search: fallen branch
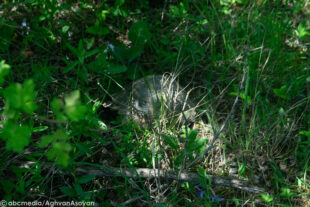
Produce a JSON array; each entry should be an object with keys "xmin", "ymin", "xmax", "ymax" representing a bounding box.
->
[{"xmin": 76, "ymin": 165, "xmax": 267, "ymax": 194}]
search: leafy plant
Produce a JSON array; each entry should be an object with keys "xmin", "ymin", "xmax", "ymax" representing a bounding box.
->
[
  {"xmin": 0, "ymin": 60, "xmax": 10, "ymax": 85},
  {"xmin": 0, "ymin": 0, "xmax": 309, "ymax": 205},
  {"xmin": 63, "ymin": 40, "xmax": 101, "ymax": 83},
  {"xmin": 38, "ymin": 129, "xmax": 72, "ymax": 167}
]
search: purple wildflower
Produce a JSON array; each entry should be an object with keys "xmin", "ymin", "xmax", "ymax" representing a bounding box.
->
[
  {"xmin": 195, "ymin": 184, "xmax": 206, "ymax": 198},
  {"xmin": 210, "ymin": 195, "xmax": 224, "ymax": 201}
]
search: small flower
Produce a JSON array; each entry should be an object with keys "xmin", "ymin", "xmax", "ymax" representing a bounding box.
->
[
  {"xmin": 210, "ymin": 195, "xmax": 224, "ymax": 201},
  {"xmin": 196, "ymin": 190, "xmax": 206, "ymax": 199},
  {"xmin": 107, "ymin": 43, "xmax": 114, "ymax": 51},
  {"xmin": 104, "ymin": 43, "xmax": 115, "ymax": 53},
  {"xmin": 194, "ymin": 184, "xmax": 202, "ymax": 191},
  {"xmin": 21, "ymin": 18, "xmax": 30, "ymax": 35},
  {"xmin": 21, "ymin": 18, "xmax": 27, "ymax": 27},
  {"xmin": 195, "ymin": 184, "xmax": 206, "ymax": 199}
]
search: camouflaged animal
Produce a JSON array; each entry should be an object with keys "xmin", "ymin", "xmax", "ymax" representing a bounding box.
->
[{"xmin": 113, "ymin": 74, "xmax": 196, "ymax": 128}]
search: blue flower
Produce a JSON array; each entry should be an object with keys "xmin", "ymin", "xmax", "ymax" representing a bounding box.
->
[
  {"xmin": 195, "ymin": 184, "xmax": 224, "ymax": 201},
  {"xmin": 210, "ymin": 195, "xmax": 224, "ymax": 201},
  {"xmin": 104, "ymin": 43, "xmax": 115, "ymax": 53},
  {"xmin": 21, "ymin": 18, "xmax": 27, "ymax": 27},
  {"xmin": 196, "ymin": 190, "xmax": 206, "ymax": 198},
  {"xmin": 195, "ymin": 184, "xmax": 206, "ymax": 198}
]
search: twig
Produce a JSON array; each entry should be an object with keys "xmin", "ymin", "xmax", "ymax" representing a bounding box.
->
[{"xmin": 75, "ymin": 165, "xmax": 266, "ymax": 194}]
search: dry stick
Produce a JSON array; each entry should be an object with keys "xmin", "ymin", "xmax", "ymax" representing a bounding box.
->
[
  {"xmin": 76, "ymin": 166, "xmax": 266, "ymax": 194},
  {"xmin": 186, "ymin": 52, "xmax": 248, "ymax": 170}
]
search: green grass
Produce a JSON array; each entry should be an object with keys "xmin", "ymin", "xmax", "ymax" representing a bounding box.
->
[{"xmin": 0, "ymin": 0, "xmax": 309, "ymax": 206}]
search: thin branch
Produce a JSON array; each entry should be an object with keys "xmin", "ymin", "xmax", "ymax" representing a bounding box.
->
[{"xmin": 76, "ymin": 165, "xmax": 266, "ymax": 194}]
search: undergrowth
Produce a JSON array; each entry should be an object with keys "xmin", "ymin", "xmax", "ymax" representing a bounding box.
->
[{"xmin": 0, "ymin": 0, "xmax": 309, "ymax": 206}]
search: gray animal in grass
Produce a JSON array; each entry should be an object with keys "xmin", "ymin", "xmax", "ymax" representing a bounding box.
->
[{"xmin": 113, "ymin": 75, "xmax": 196, "ymax": 127}]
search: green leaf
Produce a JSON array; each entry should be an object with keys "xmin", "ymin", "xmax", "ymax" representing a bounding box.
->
[
  {"xmin": 88, "ymin": 53, "xmax": 108, "ymax": 73},
  {"xmin": 16, "ymin": 179, "xmax": 25, "ymax": 194},
  {"xmin": 66, "ymin": 42, "xmax": 78, "ymax": 57},
  {"xmin": 38, "ymin": 134, "xmax": 54, "ymax": 148},
  {"xmin": 260, "ymin": 194, "xmax": 273, "ymax": 203},
  {"xmin": 107, "ymin": 63, "xmax": 127, "ymax": 74},
  {"xmin": 74, "ymin": 184, "xmax": 84, "ymax": 196},
  {"xmin": 77, "ymin": 175, "xmax": 96, "ymax": 184},
  {"xmin": 78, "ymin": 40, "xmax": 83, "ymax": 53},
  {"xmin": 230, "ymin": 91, "xmax": 251, "ymax": 104},
  {"xmin": 53, "ymin": 91, "xmax": 88, "ymax": 122},
  {"xmin": 280, "ymin": 188, "xmax": 296, "ymax": 198},
  {"xmin": 195, "ymin": 138, "xmax": 208, "ymax": 153},
  {"xmin": 63, "ymin": 61, "xmax": 78, "ymax": 73},
  {"xmin": 188, "ymin": 129, "xmax": 198, "ymax": 141},
  {"xmin": 85, "ymin": 48, "xmax": 100, "ymax": 59},
  {"xmin": 33, "ymin": 126, "xmax": 49, "ymax": 133},
  {"xmin": 77, "ymin": 66, "xmax": 89, "ymax": 83},
  {"xmin": 162, "ymin": 134, "xmax": 179, "ymax": 149},
  {"xmin": 87, "ymin": 21, "xmax": 110, "ymax": 36},
  {"xmin": 65, "ymin": 90, "xmax": 80, "ymax": 107},
  {"xmin": 128, "ymin": 21, "xmax": 151, "ymax": 46},
  {"xmin": 38, "ymin": 129, "xmax": 69, "ymax": 148},
  {"xmin": 197, "ymin": 167, "xmax": 207, "ymax": 177},
  {"xmin": 0, "ymin": 24, "xmax": 14, "ymax": 52},
  {"xmin": 127, "ymin": 45, "xmax": 143, "ymax": 63},
  {"xmin": 3, "ymin": 79, "xmax": 37, "ymax": 114},
  {"xmin": 92, "ymin": 101, "xmax": 101, "ymax": 112},
  {"xmin": 62, "ymin": 25, "xmax": 70, "ymax": 33},
  {"xmin": 0, "ymin": 180, "xmax": 15, "ymax": 195},
  {"xmin": 51, "ymin": 143, "xmax": 71, "ymax": 166},
  {"xmin": 76, "ymin": 143, "xmax": 93, "ymax": 158},
  {"xmin": 0, "ymin": 60, "xmax": 10, "ymax": 85},
  {"xmin": 1, "ymin": 121, "xmax": 31, "ymax": 152},
  {"xmin": 3, "ymin": 83, "xmax": 23, "ymax": 109},
  {"xmin": 238, "ymin": 163, "xmax": 246, "ymax": 175},
  {"xmin": 126, "ymin": 64, "xmax": 141, "ymax": 80},
  {"xmin": 297, "ymin": 21, "xmax": 310, "ymax": 38},
  {"xmin": 54, "ymin": 129, "xmax": 70, "ymax": 141},
  {"xmin": 113, "ymin": 45, "xmax": 127, "ymax": 63},
  {"xmin": 232, "ymin": 198, "xmax": 240, "ymax": 206},
  {"xmin": 99, "ymin": 10, "xmax": 109, "ymax": 21},
  {"xmin": 299, "ymin": 130, "xmax": 310, "ymax": 138},
  {"xmin": 174, "ymin": 151, "xmax": 184, "ymax": 167},
  {"xmin": 114, "ymin": 0, "xmax": 125, "ymax": 7},
  {"xmin": 39, "ymin": 130, "xmax": 72, "ymax": 167},
  {"xmin": 51, "ymin": 98, "xmax": 67, "ymax": 121},
  {"xmin": 273, "ymin": 85, "xmax": 290, "ymax": 99},
  {"xmin": 23, "ymin": 80, "xmax": 38, "ymax": 113},
  {"xmin": 186, "ymin": 129, "xmax": 199, "ymax": 151},
  {"xmin": 97, "ymin": 120, "xmax": 108, "ymax": 131},
  {"xmin": 170, "ymin": 3, "xmax": 188, "ymax": 18},
  {"xmin": 240, "ymin": 92, "xmax": 252, "ymax": 104},
  {"xmin": 85, "ymin": 37, "xmax": 95, "ymax": 50},
  {"xmin": 60, "ymin": 186, "xmax": 75, "ymax": 197},
  {"xmin": 64, "ymin": 90, "xmax": 87, "ymax": 122}
]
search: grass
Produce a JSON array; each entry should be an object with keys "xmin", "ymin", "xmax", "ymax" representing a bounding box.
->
[{"xmin": 0, "ymin": 0, "xmax": 309, "ymax": 206}]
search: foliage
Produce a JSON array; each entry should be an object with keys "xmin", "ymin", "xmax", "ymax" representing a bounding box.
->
[{"xmin": 0, "ymin": 0, "xmax": 309, "ymax": 205}]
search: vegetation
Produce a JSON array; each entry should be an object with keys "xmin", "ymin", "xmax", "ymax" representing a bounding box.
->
[{"xmin": 0, "ymin": 0, "xmax": 309, "ymax": 206}]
